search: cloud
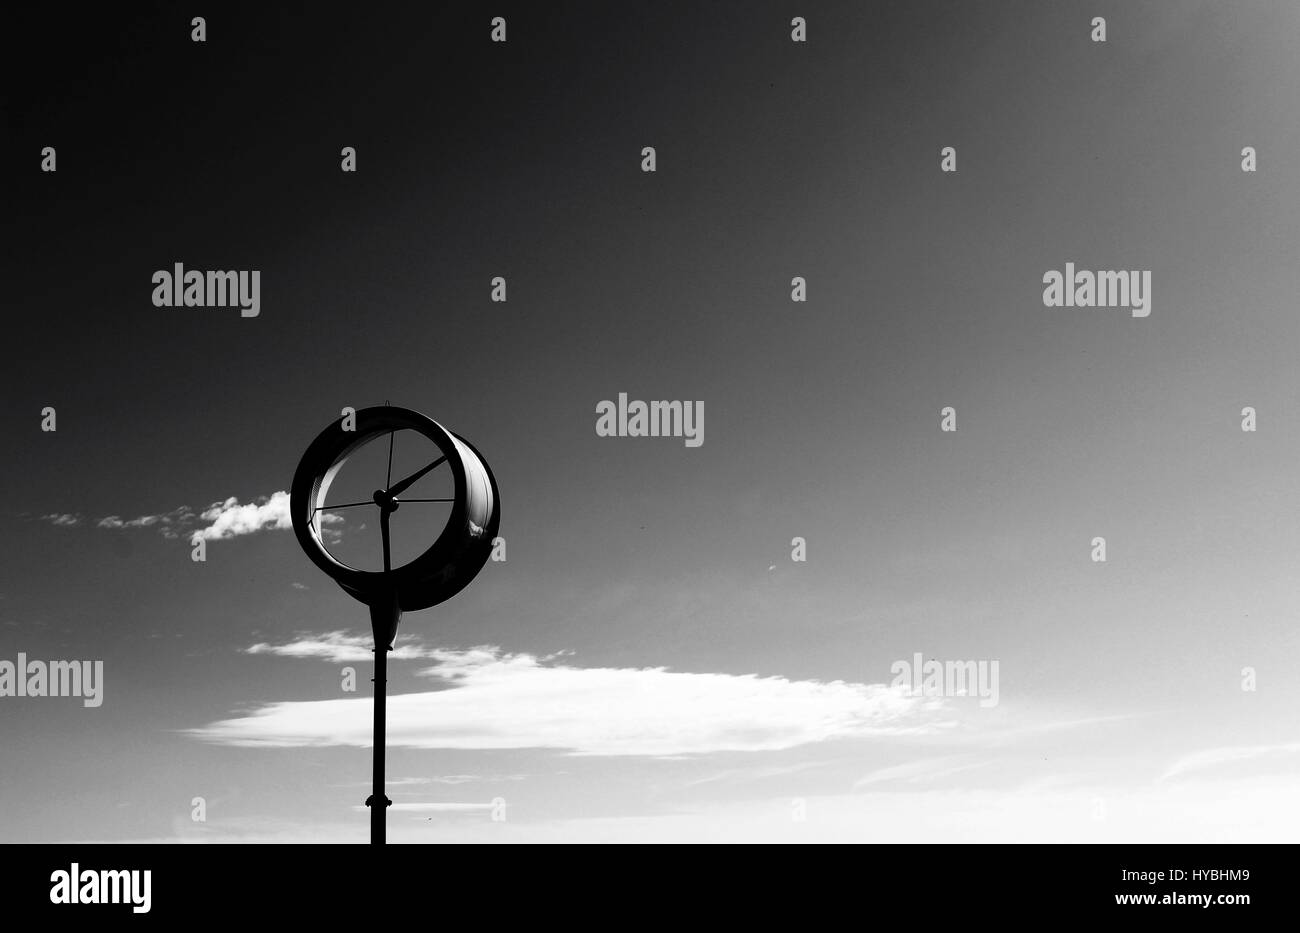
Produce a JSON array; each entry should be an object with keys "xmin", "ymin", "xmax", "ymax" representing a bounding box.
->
[
  {"xmin": 99, "ymin": 513, "xmax": 170, "ymax": 530},
  {"xmin": 191, "ymin": 491, "xmax": 293, "ymax": 542},
  {"xmin": 329, "ymin": 775, "xmax": 526, "ymax": 789},
  {"xmin": 682, "ymin": 760, "xmax": 828, "ymax": 787},
  {"xmin": 349, "ymin": 802, "xmax": 495, "ymax": 813},
  {"xmin": 40, "ymin": 513, "xmax": 81, "ymax": 527},
  {"xmin": 89, "ymin": 505, "xmax": 197, "ymax": 538},
  {"xmin": 76, "ymin": 773, "xmax": 1300, "ymax": 844},
  {"xmin": 246, "ymin": 630, "xmax": 446, "ymax": 663},
  {"xmin": 852, "ymin": 755, "xmax": 989, "ymax": 789},
  {"xmin": 191, "ymin": 642, "xmax": 949, "ymax": 757},
  {"xmin": 1160, "ymin": 742, "xmax": 1300, "ymax": 781},
  {"xmin": 46, "ymin": 490, "xmax": 337, "ymax": 545}
]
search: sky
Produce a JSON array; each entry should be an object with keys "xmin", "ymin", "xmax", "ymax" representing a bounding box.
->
[{"xmin": 3, "ymin": 0, "xmax": 1300, "ymax": 843}]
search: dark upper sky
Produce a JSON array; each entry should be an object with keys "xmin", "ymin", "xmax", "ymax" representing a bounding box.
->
[{"xmin": 3, "ymin": 1, "xmax": 1299, "ymax": 842}]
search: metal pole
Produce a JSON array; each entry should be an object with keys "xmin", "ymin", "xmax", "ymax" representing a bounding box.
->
[{"xmin": 367, "ymin": 592, "xmax": 399, "ymax": 844}]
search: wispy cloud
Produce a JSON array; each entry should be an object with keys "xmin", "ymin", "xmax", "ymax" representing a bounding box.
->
[
  {"xmin": 39, "ymin": 513, "xmax": 81, "ymax": 527},
  {"xmin": 1160, "ymin": 742, "xmax": 1300, "ymax": 781},
  {"xmin": 246, "ymin": 630, "xmax": 448, "ymax": 663},
  {"xmin": 43, "ymin": 490, "xmax": 338, "ymax": 545},
  {"xmin": 852, "ymin": 755, "xmax": 990, "ymax": 789},
  {"xmin": 349, "ymin": 802, "xmax": 496, "ymax": 813},
  {"xmin": 97, "ymin": 506, "xmax": 193, "ymax": 534},
  {"xmin": 333, "ymin": 775, "xmax": 526, "ymax": 788},
  {"xmin": 191, "ymin": 642, "xmax": 949, "ymax": 757}
]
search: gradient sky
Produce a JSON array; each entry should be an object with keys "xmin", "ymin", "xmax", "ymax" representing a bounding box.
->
[{"xmin": 3, "ymin": 1, "xmax": 1300, "ymax": 842}]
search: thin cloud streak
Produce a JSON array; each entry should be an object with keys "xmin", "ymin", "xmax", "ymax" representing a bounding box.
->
[
  {"xmin": 1160, "ymin": 742, "xmax": 1300, "ymax": 781},
  {"xmin": 39, "ymin": 513, "xmax": 81, "ymax": 527},
  {"xmin": 41, "ymin": 490, "xmax": 340, "ymax": 544},
  {"xmin": 852, "ymin": 756, "xmax": 990, "ymax": 789}
]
